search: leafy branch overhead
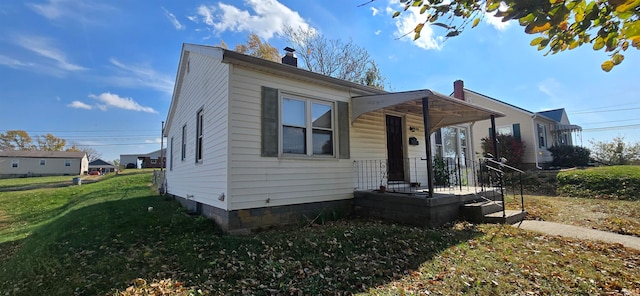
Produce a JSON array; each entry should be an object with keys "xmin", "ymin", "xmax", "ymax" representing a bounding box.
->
[{"xmin": 389, "ymin": 0, "xmax": 640, "ymax": 72}]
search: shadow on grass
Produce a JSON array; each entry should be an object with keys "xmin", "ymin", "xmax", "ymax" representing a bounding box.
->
[{"xmin": 0, "ymin": 191, "xmax": 482, "ymax": 295}]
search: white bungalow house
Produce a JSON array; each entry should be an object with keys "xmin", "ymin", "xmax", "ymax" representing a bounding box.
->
[
  {"xmin": 0, "ymin": 150, "xmax": 88, "ymax": 178},
  {"xmin": 163, "ymin": 44, "xmax": 504, "ymax": 232},
  {"xmin": 453, "ymin": 81, "xmax": 582, "ymax": 169}
]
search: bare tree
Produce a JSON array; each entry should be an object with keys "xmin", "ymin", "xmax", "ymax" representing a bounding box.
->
[
  {"xmin": 284, "ymin": 26, "xmax": 385, "ymax": 89},
  {"xmin": 67, "ymin": 144, "xmax": 102, "ymax": 162}
]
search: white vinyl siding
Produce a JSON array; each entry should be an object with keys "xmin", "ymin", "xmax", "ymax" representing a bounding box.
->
[
  {"xmin": 227, "ymin": 66, "xmax": 355, "ymax": 210},
  {"xmin": 165, "ymin": 50, "xmax": 229, "ymax": 210},
  {"xmin": 0, "ymin": 155, "xmax": 87, "ymax": 176}
]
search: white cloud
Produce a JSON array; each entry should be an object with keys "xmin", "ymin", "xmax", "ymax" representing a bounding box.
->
[
  {"xmin": 484, "ymin": 3, "xmax": 512, "ymax": 31},
  {"xmin": 15, "ymin": 35, "xmax": 86, "ymax": 72},
  {"xmin": 538, "ymin": 78, "xmax": 561, "ymax": 101},
  {"xmin": 89, "ymin": 92, "xmax": 157, "ymax": 113},
  {"xmin": 162, "ymin": 7, "xmax": 185, "ymax": 30},
  {"xmin": 387, "ymin": 2, "xmax": 442, "ymax": 50},
  {"xmin": 371, "ymin": 7, "xmax": 379, "ymax": 16},
  {"xmin": 191, "ymin": 0, "xmax": 312, "ymax": 40},
  {"xmin": 26, "ymin": 0, "xmax": 115, "ymax": 25},
  {"xmin": 0, "ymin": 55, "xmax": 34, "ymax": 69},
  {"xmin": 106, "ymin": 58, "xmax": 174, "ymax": 95},
  {"xmin": 374, "ymin": 30, "xmax": 382, "ymax": 35},
  {"xmin": 145, "ymin": 138, "xmax": 162, "ymax": 144},
  {"xmin": 68, "ymin": 100, "xmax": 93, "ymax": 110}
]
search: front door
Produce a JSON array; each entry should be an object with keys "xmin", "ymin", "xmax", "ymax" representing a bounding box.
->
[{"xmin": 386, "ymin": 115, "xmax": 405, "ymax": 181}]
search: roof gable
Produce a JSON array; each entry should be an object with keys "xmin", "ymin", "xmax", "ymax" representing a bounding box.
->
[
  {"xmin": 536, "ymin": 108, "xmax": 566, "ymax": 123},
  {"xmin": 88, "ymin": 158, "xmax": 114, "ymax": 166}
]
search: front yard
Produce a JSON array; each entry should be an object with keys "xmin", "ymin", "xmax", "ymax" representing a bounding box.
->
[{"xmin": 0, "ymin": 171, "xmax": 638, "ymax": 295}]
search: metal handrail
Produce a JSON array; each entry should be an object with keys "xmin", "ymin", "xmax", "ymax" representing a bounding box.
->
[{"xmin": 480, "ymin": 156, "xmax": 526, "ymax": 217}]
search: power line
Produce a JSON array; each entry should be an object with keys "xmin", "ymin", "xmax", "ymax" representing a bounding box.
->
[
  {"xmin": 570, "ymin": 107, "xmax": 640, "ymax": 115},
  {"xmin": 582, "ymin": 123, "xmax": 640, "ymax": 132},
  {"xmin": 578, "ymin": 118, "xmax": 640, "ymax": 126},
  {"xmin": 570, "ymin": 101, "xmax": 640, "ymax": 113}
]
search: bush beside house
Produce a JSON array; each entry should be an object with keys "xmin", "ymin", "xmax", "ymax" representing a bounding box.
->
[
  {"xmin": 480, "ymin": 135, "xmax": 526, "ymax": 169},
  {"xmin": 547, "ymin": 145, "xmax": 591, "ymax": 168}
]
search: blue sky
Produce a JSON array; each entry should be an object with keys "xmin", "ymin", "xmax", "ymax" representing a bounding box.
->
[{"xmin": 1, "ymin": 0, "xmax": 638, "ymax": 163}]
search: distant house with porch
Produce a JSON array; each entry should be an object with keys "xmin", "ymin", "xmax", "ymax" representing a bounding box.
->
[
  {"xmin": 88, "ymin": 158, "xmax": 117, "ymax": 174},
  {"xmin": 454, "ymin": 81, "xmax": 582, "ymax": 169},
  {"xmin": 0, "ymin": 150, "xmax": 88, "ymax": 178},
  {"xmin": 163, "ymin": 44, "xmax": 507, "ymax": 232}
]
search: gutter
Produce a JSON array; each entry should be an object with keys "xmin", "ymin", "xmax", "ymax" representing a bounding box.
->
[{"xmin": 531, "ymin": 114, "xmax": 542, "ymax": 169}]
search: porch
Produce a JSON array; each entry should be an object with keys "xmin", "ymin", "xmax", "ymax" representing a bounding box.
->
[{"xmin": 352, "ymin": 157, "xmax": 527, "ymax": 226}]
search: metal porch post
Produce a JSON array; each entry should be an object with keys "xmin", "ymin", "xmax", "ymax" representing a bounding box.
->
[
  {"xmin": 490, "ymin": 115, "xmax": 498, "ymax": 161},
  {"xmin": 422, "ymin": 97, "xmax": 433, "ymax": 198}
]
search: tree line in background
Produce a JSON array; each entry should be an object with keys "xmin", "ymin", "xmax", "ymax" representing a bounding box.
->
[
  {"xmin": 0, "ymin": 130, "xmax": 102, "ymax": 162},
  {"xmin": 219, "ymin": 27, "xmax": 387, "ymax": 90}
]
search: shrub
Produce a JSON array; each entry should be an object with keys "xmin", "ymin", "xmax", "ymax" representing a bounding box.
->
[
  {"xmin": 547, "ymin": 145, "xmax": 591, "ymax": 167},
  {"xmin": 557, "ymin": 166, "xmax": 640, "ymax": 200},
  {"xmin": 433, "ymin": 157, "xmax": 450, "ymax": 186},
  {"xmin": 480, "ymin": 135, "xmax": 525, "ymax": 169}
]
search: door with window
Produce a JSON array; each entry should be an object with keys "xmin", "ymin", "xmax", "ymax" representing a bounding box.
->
[{"xmin": 386, "ymin": 115, "xmax": 405, "ymax": 181}]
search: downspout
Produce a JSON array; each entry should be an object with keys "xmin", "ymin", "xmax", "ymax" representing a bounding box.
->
[{"xmin": 531, "ymin": 114, "xmax": 542, "ymax": 169}]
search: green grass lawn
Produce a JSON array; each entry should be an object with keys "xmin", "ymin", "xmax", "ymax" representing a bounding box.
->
[
  {"xmin": 0, "ymin": 175, "xmax": 82, "ymax": 189},
  {"xmin": 1, "ymin": 172, "xmax": 639, "ymax": 295}
]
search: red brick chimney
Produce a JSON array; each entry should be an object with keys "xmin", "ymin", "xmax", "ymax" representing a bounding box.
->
[{"xmin": 453, "ymin": 80, "xmax": 465, "ymax": 101}]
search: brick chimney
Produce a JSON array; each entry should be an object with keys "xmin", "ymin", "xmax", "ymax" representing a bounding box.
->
[
  {"xmin": 453, "ymin": 80, "xmax": 465, "ymax": 101},
  {"xmin": 281, "ymin": 47, "xmax": 297, "ymax": 67}
]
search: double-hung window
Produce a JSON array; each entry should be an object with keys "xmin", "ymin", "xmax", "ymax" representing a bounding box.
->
[
  {"xmin": 281, "ymin": 96, "xmax": 334, "ymax": 156},
  {"xmin": 181, "ymin": 125, "xmax": 187, "ymax": 161},
  {"xmin": 537, "ymin": 124, "xmax": 547, "ymax": 148},
  {"xmin": 40, "ymin": 159, "xmax": 46, "ymax": 166},
  {"xmin": 196, "ymin": 109, "xmax": 204, "ymax": 162},
  {"xmin": 64, "ymin": 160, "xmax": 71, "ymax": 167},
  {"xmin": 11, "ymin": 159, "xmax": 18, "ymax": 168}
]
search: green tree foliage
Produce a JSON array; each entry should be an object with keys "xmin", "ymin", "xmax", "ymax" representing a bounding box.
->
[
  {"xmin": 284, "ymin": 26, "xmax": 387, "ymax": 89},
  {"xmin": 547, "ymin": 145, "xmax": 591, "ymax": 167},
  {"xmin": 36, "ymin": 133, "xmax": 67, "ymax": 151},
  {"xmin": 385, "ymin": 0, "xmax": 640, "ymax": 72},
  {"xmin": 589, "ymin": 136, "xmax": 640, "ymax": 164},
  {"xmin": 481, "ymin": 134, "xmax": 526, "ymax": 168},
  {"xmin": 0, "ymin": 130, "xmax": 35, "ymax": 150}
]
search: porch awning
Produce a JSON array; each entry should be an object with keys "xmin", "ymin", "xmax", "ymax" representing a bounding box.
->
[
  {"xmin": 553, "ymin": 124, "xmax": 582, "ymax": 133},
  {"xmin": 351, "ymin": 89, "xmax": 504, "ymax": 132}
]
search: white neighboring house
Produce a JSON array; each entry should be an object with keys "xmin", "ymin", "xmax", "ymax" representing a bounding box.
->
[
  {"xmin": 455, "ymin": 81, "xmax": 582, "ymax": 169},
  {"xmin": 163, "ymin": 44, "xmax": 503, "ymax": 232},
  {"xmin": 0, "ymin": 150, "xmax": 88, "ymax": 178}
]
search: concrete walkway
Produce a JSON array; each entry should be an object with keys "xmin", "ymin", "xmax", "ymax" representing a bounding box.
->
[{"xmin": 513, "ymin": 220, "xmax": 640, "ymax": 251}]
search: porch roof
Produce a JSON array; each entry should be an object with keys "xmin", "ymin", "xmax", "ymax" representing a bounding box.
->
[{"xmin": 351, "ymin": 89, "xmax": 504, "ymax": 132}]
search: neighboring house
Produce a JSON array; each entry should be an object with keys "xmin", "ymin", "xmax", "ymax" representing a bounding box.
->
[
  {"xmin": 163, "ymin": 44, "xmax": 503, "ymax": 232},
  {"xmin": 120, "ymin": 149, "xmax": 166, "ymax": 169},
  {"xmin": 455, "ymin": 81, "xmax": 582, "ymax": 169},
  {"xmin": 0, "ymin": 150, "xmax": 88, "ymax": 178},
  {"xmin": 88, "ymin": 158, "xmax": 116, "ymax": 173}
]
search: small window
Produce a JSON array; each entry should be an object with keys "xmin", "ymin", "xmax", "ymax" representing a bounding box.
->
[
  {"xmin": 496, "ymin": 125, "xmax": 513, "ymax": 136},
  {"xmin": 151, "ymin": 159, "xmax": 157, "ymax": 164},
  {"xmin": 65, "ymin": 160, "xmax": 71, "ymax": 167},
  {"xmin": 40, "ymin": 159, "xmax": 46, "ymax": 166},
  {"xmin": 170, "ymin": 137, "xmax": 174, "ymax": 171},
  {"xmin": 11, "ymin": 159, "xmax": 19, "ymax": 168},
  {"xmin": 196, "ymin": 109, "xmax": 204, "ymax": 162},
  {"xmin": 281, "ymin": 96, "xmax": 334, "ymax": 156},
  {"xmin": 537, "ymin": 124, "xmax": 547, "ymax": 148},
  {"xmin": 181, "ymin": 125, "xmax": 187, "ymax": 161}
]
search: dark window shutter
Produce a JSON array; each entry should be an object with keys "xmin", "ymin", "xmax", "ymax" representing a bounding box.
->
[
  {"xmin": 512, "ymin": 123, "xmax": 521, "ymax": 142},
  {"xmin": 488, "ymin": 128, "xmax": 493, "ymax": 137},
  {"xmin": 261, "ymin": 86, "xmax": 279, "ymax": 157},
  {"xmin": 337, "ymin": 101, "xmax": 350, "ymax": 159}
]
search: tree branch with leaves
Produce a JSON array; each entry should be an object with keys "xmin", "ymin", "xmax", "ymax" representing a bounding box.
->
[{"xmin": 382, "ymin": 0, "xmax": 639, "ymax": 72}]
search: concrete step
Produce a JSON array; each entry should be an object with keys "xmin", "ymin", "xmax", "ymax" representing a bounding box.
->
[
  {"xmin": 483, "ymin": 210, "xmax": 527, "ymax": 224},
  {"xmin": 461, "ymin": 200, "xmax": 503, "ymax": 223}
]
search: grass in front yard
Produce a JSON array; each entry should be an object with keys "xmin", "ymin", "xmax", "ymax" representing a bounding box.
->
[
  {"xmin": 1, "ymin": 172, "xmax": 639, "ymax": 295},
  {"xmin": 505, "ymin": 194, "xmax": 640, "ymax": 237},
  {"xmin": 0, "ymin": 175, "xmax": 82, "ymax": 189}
]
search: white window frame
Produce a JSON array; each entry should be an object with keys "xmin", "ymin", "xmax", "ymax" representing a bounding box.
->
[
  {"xmin": 279, "ymin": 93, "xmax": 335, "ymax": 158},
  {"xmin": 181, "ymin": 124, "xmax": 187, "ymax": 161},
  {"xmin": 196, "ymin": 108, "xmax": 204, "ymax": 163},
  {"xmin": 40, "ymin": 159, "xmax": 46, "ymax": 166},
  {"xmin": 537, "ymin": 123, "xmax": 547, "ymax": 148},
  {"xmin": 496, "ymin": 125, "xmax": 513, "ymax": 136},
  {"xmin": 64, "ymin": 160, "xmax": 71, "ymax": 167},
  {"xmin": 169, "ymin": 137, "xmax": 174, "ymax": 171},
  {"xmin": 11, "ymin": 159, "xmax": 19, "ymax": 168}
]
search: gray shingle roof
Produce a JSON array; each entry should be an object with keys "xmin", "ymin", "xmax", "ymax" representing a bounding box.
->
[{"xmin": 0, "ymin": 150, "xmax": 86, "ymax": 159}]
